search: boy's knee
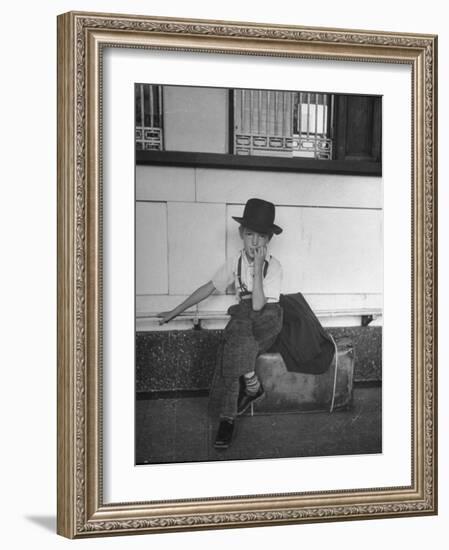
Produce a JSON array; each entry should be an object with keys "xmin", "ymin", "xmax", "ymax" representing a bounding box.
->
[{"xmin": 224, "ymin": 318, "xmax": 254, "ymax": 340}]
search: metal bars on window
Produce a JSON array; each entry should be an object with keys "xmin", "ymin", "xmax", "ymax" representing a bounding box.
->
[
  {"xmin": 135, "ymin": 85, "xmax": 334, "ymax": 160},
  {"xmin": 135, "ymin": 84, "xmax": 164, "ymax": 151},
  {"xmin": 233, "ymin": 89, "xmax": 334, "ymax": 159},
  {"xmin": 293, "ymin": 92, "xmax": 333, "ymax": 159}
]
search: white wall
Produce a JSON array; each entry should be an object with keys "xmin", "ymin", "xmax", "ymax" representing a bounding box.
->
[
  {"xmin": 1, "ymin": 1, "xmax": 447, "ymax": 550},
  {"xmin": 136, "ymin": 164, "xmax": 382, "ymax": 328}
]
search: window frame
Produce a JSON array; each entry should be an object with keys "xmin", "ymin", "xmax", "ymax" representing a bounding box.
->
[{"xmin": 135, "ymin": 87, "xmax": 382, "ymax": 177}]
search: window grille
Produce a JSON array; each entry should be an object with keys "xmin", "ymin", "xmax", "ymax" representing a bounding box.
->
[
  {"xmin": 233, "ymin": 90, "xmax": 334, "ymax": 159},
  {"xmin": 135, "ymin": 84, "xmax": 163, "ymax": 151}
]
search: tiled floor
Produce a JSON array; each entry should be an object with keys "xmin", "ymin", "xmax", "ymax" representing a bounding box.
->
[{"xmin": 136, "ymin": 386, "xmax": 381, "ymax": 465}]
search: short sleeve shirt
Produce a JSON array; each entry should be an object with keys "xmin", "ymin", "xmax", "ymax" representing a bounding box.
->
[{"xmin": 211, "ymin": 251, "xmax": 282, "ymax": 303}]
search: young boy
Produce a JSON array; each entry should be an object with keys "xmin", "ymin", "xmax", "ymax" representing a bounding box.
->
[{"xmin": 158, "ymin": 198, "xmax": 283, "ymax": 449}]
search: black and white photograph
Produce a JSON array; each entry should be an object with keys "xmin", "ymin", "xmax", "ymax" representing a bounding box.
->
[{"xmin": 134, "ymin": 84, "xmax": 383, "ymax": 464}]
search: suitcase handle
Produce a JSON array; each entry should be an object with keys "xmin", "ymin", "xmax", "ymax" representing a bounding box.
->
[{"xmin": 329, "ymin": 334, "xmax": 339, "ymax": 413}]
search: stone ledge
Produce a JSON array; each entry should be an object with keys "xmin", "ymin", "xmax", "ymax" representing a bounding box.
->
[{"xmin": 136, "ymin": 326, "xmax": 381, "ymax": 393}]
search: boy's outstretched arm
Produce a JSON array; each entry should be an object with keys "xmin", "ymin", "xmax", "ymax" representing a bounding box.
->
[{"xmin": 157, "ymin": 281, "xmax": 216, "ymax": 324}]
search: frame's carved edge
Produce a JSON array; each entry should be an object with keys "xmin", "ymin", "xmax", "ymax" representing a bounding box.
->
[
  {"xmin": 423, "ymin": 38, "xmax": 438, "ymax": 510},
  {"xmin": 74, "ymin": 14, "xmax": 88, "ymax": 535},
  {"xmin": 58, "ymin": 10, "xmax": 438, "ymax": 538},
  {"xmin": 57, "ymin": 12, "xmax": 74, "ymax": 539},
  {"xmin": 80, "ymin": 499, "xmax": 434, "ymax": 535},
  {"xmin": 76, "ymin": 14, "xmax": 434, "ymax": 49}
]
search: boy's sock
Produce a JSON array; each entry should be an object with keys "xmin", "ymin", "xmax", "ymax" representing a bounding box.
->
[{"xmin": 243, "ymin": 371, "xmax": 261, "ymax": 396}]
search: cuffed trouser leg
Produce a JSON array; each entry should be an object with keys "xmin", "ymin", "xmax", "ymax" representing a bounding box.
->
[
  {"xmin": 220, "ymin": 318, "xmax": 259, "ymax": 419},
  {"xmin": 217, "ymin": 302, "xmax": 283, "ymax": 420}
]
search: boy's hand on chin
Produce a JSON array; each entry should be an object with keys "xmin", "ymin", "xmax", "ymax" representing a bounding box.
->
[{"xmin": 253, "ymin": 246, "xmax": 267, "ymax": 270}]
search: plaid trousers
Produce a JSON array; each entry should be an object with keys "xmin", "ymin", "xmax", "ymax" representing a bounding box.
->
[{"xmin": 213, "ymin": 300, "xmax": 283, "ymax": 419}]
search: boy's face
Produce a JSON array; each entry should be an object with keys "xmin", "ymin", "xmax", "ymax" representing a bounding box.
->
[{"xmin": 239, "ymin": 226, "xmax": 270, "ymax": 260}]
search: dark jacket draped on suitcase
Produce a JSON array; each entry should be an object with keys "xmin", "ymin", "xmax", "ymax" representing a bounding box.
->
[{"xmin": 269, "ymin": 293, "xmax": 335, "ymax": 375}]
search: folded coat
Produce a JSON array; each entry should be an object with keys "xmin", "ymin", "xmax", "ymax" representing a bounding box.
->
[{"xmin": 269, "ymin": 292, "xmax": 335, "ymax": 374}]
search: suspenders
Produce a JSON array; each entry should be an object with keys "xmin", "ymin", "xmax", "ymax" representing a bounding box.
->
[{"xmin": 237, "ymin": 253, "xmax": 269, "ymax": 299}]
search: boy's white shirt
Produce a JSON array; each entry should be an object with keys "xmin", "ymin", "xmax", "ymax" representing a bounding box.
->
[{"xmin": 211, "ymin": 250, "xmax": 282, "ymax": 303}]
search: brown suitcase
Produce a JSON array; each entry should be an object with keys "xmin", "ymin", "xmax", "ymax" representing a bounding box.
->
[
  {"xmin": 253, "ymin": 335, "xmax": 355, "ymax": 414},
  {"xmin": 208, "ymin": 336, "xmax": 355, "ymax": 416}
]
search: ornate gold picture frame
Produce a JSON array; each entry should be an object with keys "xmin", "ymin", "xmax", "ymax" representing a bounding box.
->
[{"xmin": 57, "ymin": 11, "xmax": 437, "ymax": 538}]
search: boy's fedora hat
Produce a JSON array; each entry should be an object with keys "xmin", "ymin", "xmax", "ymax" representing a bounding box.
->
[{"xmin": 232, "ymin": 198, "xmax": 283, "ymax": 235}]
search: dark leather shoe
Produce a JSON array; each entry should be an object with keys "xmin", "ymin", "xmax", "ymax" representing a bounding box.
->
[
  {"xmin": 237, "ymin": 385, "xmax": 265, "ymax": 416},
  {"xmin": 214, "ymin": 419, "xmax": 235, "ymax": 449}
]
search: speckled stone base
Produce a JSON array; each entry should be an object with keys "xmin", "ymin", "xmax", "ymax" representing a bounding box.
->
[{"xmin": 136, "ymin": 326, "xmax": 381, "ymax": 393}]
